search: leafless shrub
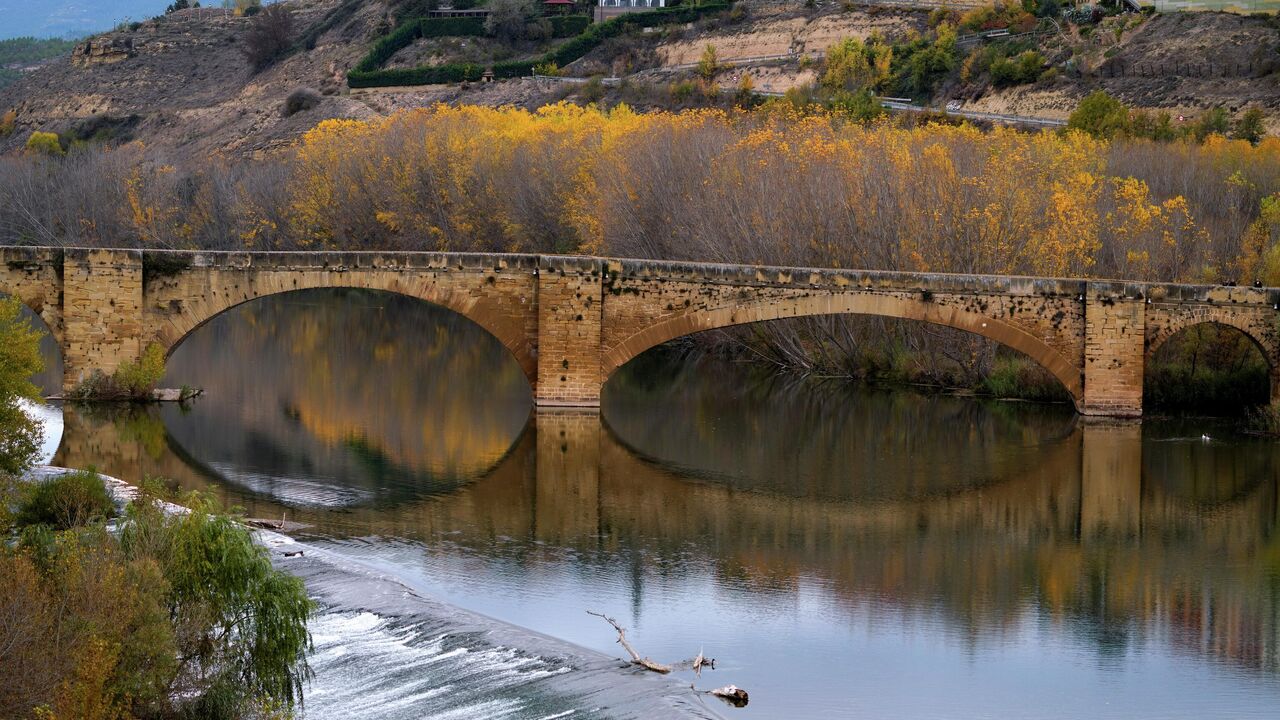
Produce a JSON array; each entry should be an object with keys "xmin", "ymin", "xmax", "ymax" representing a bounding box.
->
[{"xmin": 243, "ymin": 4, "xmax": 294, "ymax": 71}]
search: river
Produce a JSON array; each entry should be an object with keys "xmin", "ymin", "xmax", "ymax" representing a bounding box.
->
[{"xmin": 34, "ymin": 288, "xmax": 1280, "ymax": 719}]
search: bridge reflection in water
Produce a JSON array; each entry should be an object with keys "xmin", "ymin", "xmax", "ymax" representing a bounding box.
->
[
  {"xmin": 56, "ymin": 398, "xmax": 1280, "ymax": 675},
  {"xmin": 48, "ymin": 289, "xmax": 1280, "ymax": 717}
]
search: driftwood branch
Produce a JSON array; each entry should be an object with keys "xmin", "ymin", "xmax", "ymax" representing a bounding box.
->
[
  {"xmin": 588, "ymin": 610, "xmax": 746, "ymax": 706},
  {"xmin": 586, "ymin": 610, "xmax": 672, "ymax": 673}
]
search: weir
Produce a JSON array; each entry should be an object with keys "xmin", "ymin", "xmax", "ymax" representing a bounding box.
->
[{"xmin": 2, "ymin": 246, "xmax": 1279, "ymax": 417}]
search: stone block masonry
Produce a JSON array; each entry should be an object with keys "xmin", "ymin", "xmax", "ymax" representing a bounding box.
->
[{"xmin": 2, "ymin": 246, "xmax": 1278, "ymax": 416}]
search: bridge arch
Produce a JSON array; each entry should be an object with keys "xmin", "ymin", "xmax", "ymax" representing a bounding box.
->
[
  {"xmin": 1145, "ymin": 309, "xmax": 1280, "ymax": 405},
  {"xmin": 602, "ymin": 291, "xmax": 1084, "ymax": 403},
  {"xmin": 150, "ymin": 271, "xmax": 538, "ymax": 386},
  {"xmin": 1146, "ymin": 310, "xmax": 1279, "ymax": 369}
]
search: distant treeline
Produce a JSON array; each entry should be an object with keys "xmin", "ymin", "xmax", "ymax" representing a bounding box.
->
[{"xmin": 0, "ymin": 37, "xmax": 76, "ymax": 89}]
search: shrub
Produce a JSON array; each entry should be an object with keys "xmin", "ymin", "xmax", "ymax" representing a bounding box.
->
[
  {"xmin": 484, "ymin": 0, "xmax": 540, "ymax": 43},
  {"xmin": 578, "ymin": 75, "xmax": 606, "ymax": 103},
  {"xmin": 15, "ymin": 469, "xmax": 116, "ymax": 531},
  {"xmin": 0, "ymin": 109, "xmax": 14, "ymax": 136},
  {"xmin": 822, "ymin": 36, "xmax": 893, "ymax": 92},
  {"xmin": 1191, "ymin": 106, "xmax": 1230, "ymax": 143},
  {"xmin": 698, "ymin": 44, "xmax": 718, "ymax": 80},
  {"xmin": 990, "ymin": 50, "xmax": 1044, "ymax": 86},
  {"xmin": 1232, "ymin": 106, "xmax": 1266, "ymax": 145},
  {"xmin": 68, "ymin": 343, "xmax": 167, "ymax": 402},
  {"xmin": 534, "ymin": 61, "xmax": 560, "ymax": 76},
  {"xmin": 1067, "ymin": 90, "xmax": 1129, "ymax": 139},
  {"xmin": 243, "ymin": 3, "xmax": 294, "ymax": 71},
  {"xmin": 24, "ymin": 131, "xmax": 63, "ymax": 156},
  {"xmin": 283, "ymin": 87, "xmax": 322, "ymax": 117},
  {"xmin": 548, "ymin": 15, "xmax": 590, "ymax": 38}
]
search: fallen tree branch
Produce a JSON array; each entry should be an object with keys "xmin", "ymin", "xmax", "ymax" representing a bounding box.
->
[{"xmin": 587, "ymin": 610, "xmax": 672, "ymax": 673}]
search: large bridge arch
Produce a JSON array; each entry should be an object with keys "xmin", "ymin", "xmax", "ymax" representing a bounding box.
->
[
  {"xmin": 601, "ymin": 291, "xmax": 1085, "ymax": 404},
  {"xmin": 148, "ymin": 268, "xmax": 540, "ymax": 386}
]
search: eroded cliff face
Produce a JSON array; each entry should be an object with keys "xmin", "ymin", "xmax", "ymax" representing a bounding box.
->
[{"xmin": 0, "ymin": 1, "xmax": 387, "ymax": 157}]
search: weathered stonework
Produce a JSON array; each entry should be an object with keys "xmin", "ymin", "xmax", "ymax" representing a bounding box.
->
[
  {"xmin": 2, "ymin": 246, "xmax": 1278, "ymax": 416},
  {"xmin": 62, "ymin": 249, "xmax": 144, "ymax": 388}
]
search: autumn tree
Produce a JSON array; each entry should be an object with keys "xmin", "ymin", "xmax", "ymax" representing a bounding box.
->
[{"xmin": 0, "ymin": 296, "xmax": 44, "ymax": 478}]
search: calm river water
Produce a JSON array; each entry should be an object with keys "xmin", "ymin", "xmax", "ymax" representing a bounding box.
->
[{"xmin": 39, "ymin": 289, "xmax": 1280, "ymax": 719}]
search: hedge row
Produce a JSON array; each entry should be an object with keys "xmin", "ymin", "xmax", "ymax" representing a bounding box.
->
[
  {"xmin": 295, "ymin": 0, "xmax": 365, "ymax": 52},
  {"xmin": 352, "ymin": 16, "xmax": 488, "ymax": 73},
  {"xmin": 349, "ymin": 3, "xmax": 729, "ymax": 89}
]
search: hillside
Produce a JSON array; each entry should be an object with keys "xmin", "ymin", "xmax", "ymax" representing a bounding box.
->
[{"xmin": 0, "ymin": 0, "xmax": 1278, "ymax": 157}]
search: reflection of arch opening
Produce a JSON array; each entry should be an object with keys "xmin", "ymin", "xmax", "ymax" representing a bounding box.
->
[
  {"xmin": 1144, "ymin": 321, "xmax": 1274, "ymax": 411},
  {"xmin": 152, "ymin": 288, "xmax": 535, "ymax": 507},
  {"xmin": 603, "ymin": 293, "xmax": 1083, "ymax": 404},
  {"xmin": 161, "ymin": 284, "xmax": 536, "ymax": 388}
]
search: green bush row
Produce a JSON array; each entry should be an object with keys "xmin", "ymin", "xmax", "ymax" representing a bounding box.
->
[
  {"xmin": 352, "ymin": 16, "xmax": 488, "ymax": 73},
  {"xmin": 349, "ymin": 4, "xmax": 729, "ymax": 89}
]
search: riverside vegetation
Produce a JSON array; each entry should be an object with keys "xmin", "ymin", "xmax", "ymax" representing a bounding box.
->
[
  {"xmin": 3, "ymin": 100, "xmax": 1279, "ymax": 411},
  {"xmin": 0, "ymin": 299, "xmax": 314, "ymax": 720}
]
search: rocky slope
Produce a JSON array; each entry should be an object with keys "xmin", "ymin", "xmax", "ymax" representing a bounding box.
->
[{"xmin": 1, "ymin": 1, "xmax": 1278, "ymax": 158}]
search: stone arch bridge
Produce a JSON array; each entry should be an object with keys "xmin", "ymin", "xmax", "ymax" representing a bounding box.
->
[{"xmin": 3, "ymin": 247, "xmax": 1278, "ymax": 417}]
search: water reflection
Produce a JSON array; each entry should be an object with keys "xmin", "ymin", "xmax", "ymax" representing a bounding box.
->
[{"xmin": 52, "ymin": 290, "xmax": 1280, "ymax": 719}]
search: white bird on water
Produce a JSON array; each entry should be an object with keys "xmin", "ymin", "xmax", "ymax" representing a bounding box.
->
[{"xmin": 1201, "ymin": 434, "xmax": 1211, "ymax": 442}]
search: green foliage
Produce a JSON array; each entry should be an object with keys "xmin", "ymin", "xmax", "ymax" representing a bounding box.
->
[
  {"xmin": 0, "ymin": 37, "xmax": 77, "ymax": 90},
  {"xmin": 697, "ymin": 44, "xmax": 718, "ymax": 80},
  {"xmin": 15, "ymin": 469, "xmax": 116, "ymax": 531},
  {"xmin": 1144, "ymin": 324, "xmax": 1271, "ymax": 413},
  {"xmin": 822, "ymin": 36, "xmax": 893, "ymax": 92},
  {"xmin": 68, "ymin": 343, "xmax": 167, "ymax": 402},
  {"xmin": 294, "ymin": 0, "xmax": 364, "ymax": 52},
  {"xmin": 1233, "ymin": 106, "xmax": 1267, "ymax": 145},
  {"xmin": 533, "ymin": 60, "xmax": 560, "ymax": 76},
  {"xmin": 1128, "ymin": 109, "xmax": 1175, "ymax": 142},
  {"xmin": 1, "ymin": 483, "xmax": 310, "ymax": 718},
  {"xmin": 548, "ymin": 14, "xmax": 590, "ymax": 38},
  {"xmin": 1067, "ymin": 89, "xmax": 1130, "ymax": 140},
  {"xmin": 0, "ymin": 296, "xmax": 44, "ymax": 478},
  {"xmin": 122, "ymin": 492, "xmax": 314, "ymax": 711},
  {"xmin": 893, "ymin": 23, "xmax": 959, "ymax": 96},
  {"xmin": 0, "ymin": 526, "xmax": 174, "ymax": 719},
  {"xmin": 349, "ymin": 3, "xmax": 730, "ymax": 88},
  {"xmin": 25, "ymin": 131, "xmax": 64, "ymax": 156},
  {"xmin": 980, "ymin": 355, "xmax": 1070, "ymax": 402},
  {"xmin": 1191, "ymin": 105, "xmax": 1230, "ymax": 143},
  {"xmin": 829, "ymin": 88, "xmax": 884, "ymax": 122},
  {"xmin": 989, "ymin": 50, "xmax": 1044, "ymax": 86}
]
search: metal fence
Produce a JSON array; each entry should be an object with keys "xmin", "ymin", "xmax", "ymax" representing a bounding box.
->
[{"xmin": 1138, "ymin": 0, "xmax": 1280, "ymax": 10}]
